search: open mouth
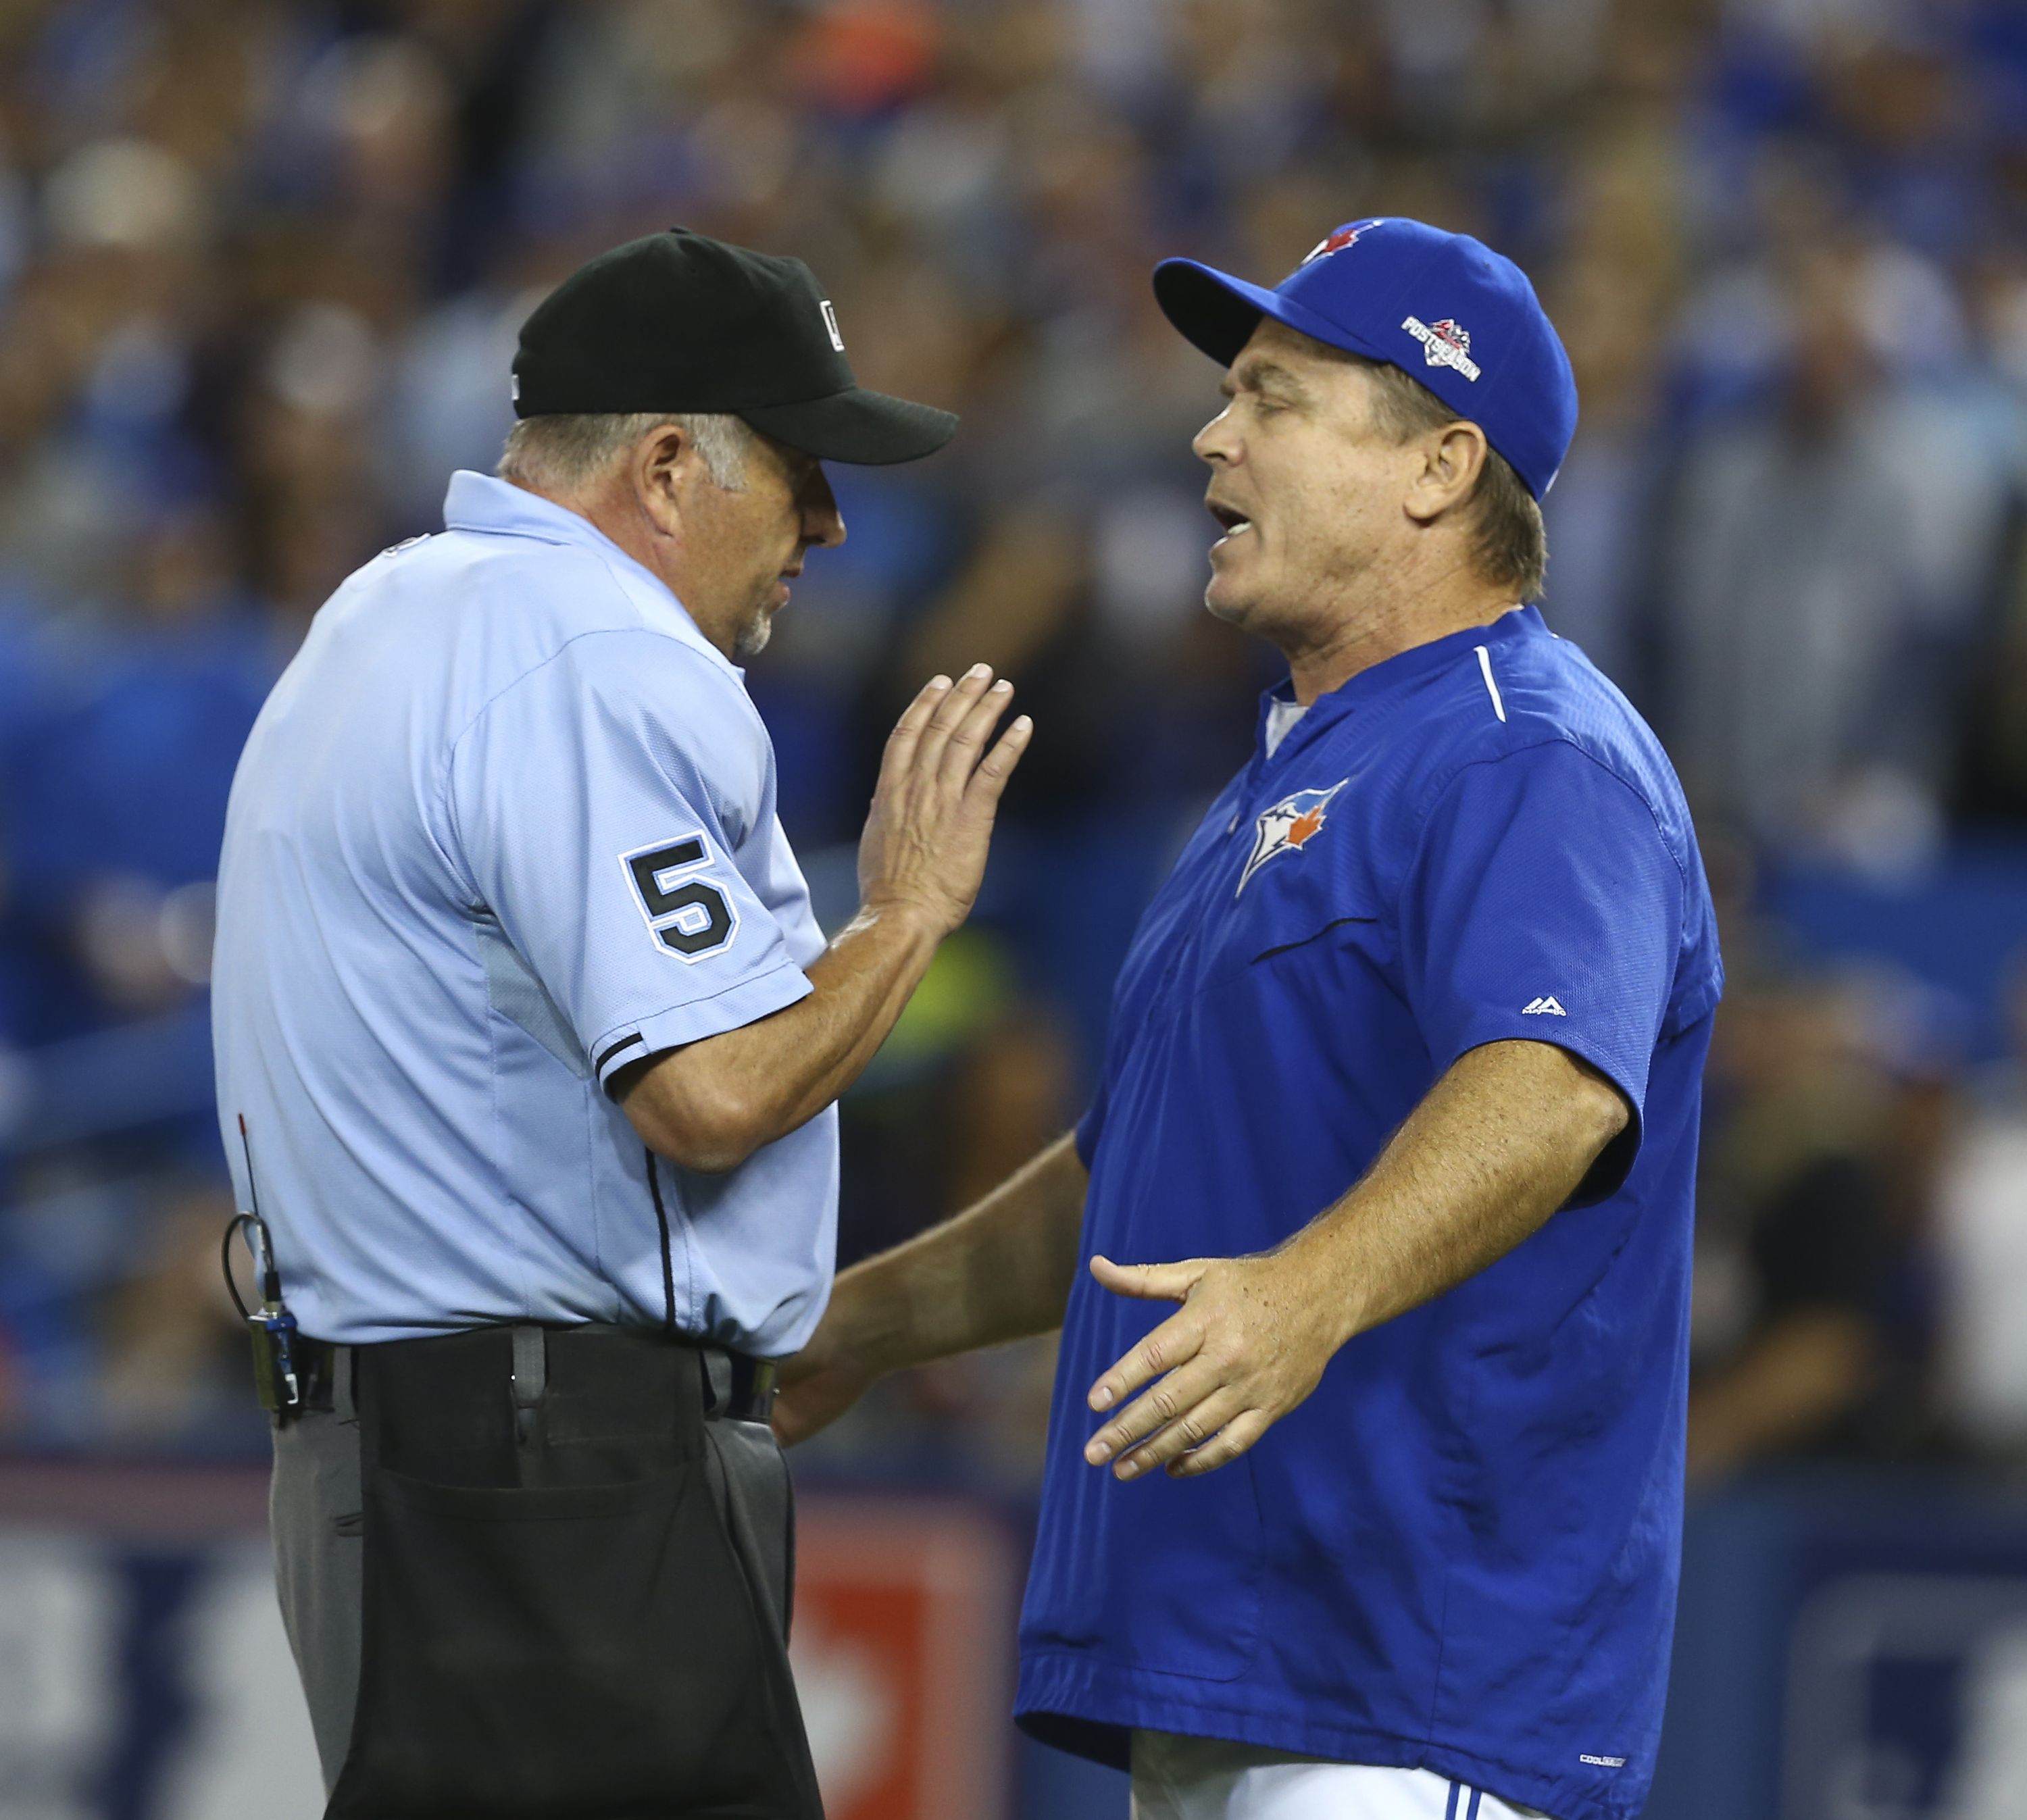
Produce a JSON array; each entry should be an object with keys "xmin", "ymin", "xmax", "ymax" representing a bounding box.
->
[{"xmin": 1207, "ymin": 501, "xmax": 1254, "ymax": 542}]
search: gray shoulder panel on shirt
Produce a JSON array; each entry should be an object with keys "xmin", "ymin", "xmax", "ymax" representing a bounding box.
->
[{"xmin": 474, "ymin": 910, "xmax": 589, "ymax": 1078}]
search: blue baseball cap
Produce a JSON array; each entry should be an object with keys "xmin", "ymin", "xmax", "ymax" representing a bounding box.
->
[{"xmin": 1153, "ymin": 218, "xmax": 1578, "ymax": 500}]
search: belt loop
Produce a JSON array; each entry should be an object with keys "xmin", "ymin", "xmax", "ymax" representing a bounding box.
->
[
  {"xmin": 699, "ymin": 1348, "xmax": 779, "ymax": 1424},
  {"xmin": 743, "ymin": 1357, "xmax": 778, "ymax": 1423},
  {"xmin": 701, "ymin": 1346, "xmax": 731, "ymax": 1417},
  {"xmin": 509, "ymin": 1325, "xmax": 547, "ymax": 1448},
  {"xmin": 334, "ymin": 1344, "xmax": 357, "ymax": 1426}
]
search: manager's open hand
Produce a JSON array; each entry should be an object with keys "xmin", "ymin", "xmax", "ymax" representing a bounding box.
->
[{"xmin": 1082, "ymin": 1250, "xmax": 1344, "ymax": 1480}]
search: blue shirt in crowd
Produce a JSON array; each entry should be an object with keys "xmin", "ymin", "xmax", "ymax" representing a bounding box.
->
[
  {"xmin": 7, "ymin": 611, "xmax": 276, "ymax": 1038},
  {"xmin": 211, "ymin": 472, "xmax": 835, "ymax": 1352},
  {"xmin": 1017, "ymin": 605, "xmax": 1723, "ymax": 1820}
]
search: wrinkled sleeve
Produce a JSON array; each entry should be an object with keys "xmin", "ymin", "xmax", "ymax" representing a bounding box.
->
[
  {"xmin": 447, "ymin": 630, "xmax": 811, "ymax": 1093},
  {"xmin": 1397, "ymin": 740, "xmax": 1682, "ymax": 1203},
  {"xmin": 1074, "ymin": 1077, "xmax": 1109, "ymax": 1169}
]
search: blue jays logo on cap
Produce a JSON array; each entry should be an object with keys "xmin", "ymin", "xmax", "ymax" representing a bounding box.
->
[
  {"xmin": 1238, "ymin": 780, "xmax": 1348, "ymax": 895},
  {"xmin": 1299, "ymin": 220, "xmax": 1379, "ymax": 265},
  {"xmin": 1150, "ymin": 216, "xmax": 1578, "ymax": 501}
]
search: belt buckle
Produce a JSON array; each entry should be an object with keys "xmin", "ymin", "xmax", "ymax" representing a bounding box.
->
[
  {"xmin": 735, "ymin": 1356, "xmax": 778, "ymax": 1424},
  {"xmin": 705, "ymin": 1350, "xmax": 778, "ymax": 1425}
]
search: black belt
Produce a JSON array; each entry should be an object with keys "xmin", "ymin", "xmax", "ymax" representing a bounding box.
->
[{"xmin": 289, "ymin": 1328, "xmax": 778, "ymax": 1424}]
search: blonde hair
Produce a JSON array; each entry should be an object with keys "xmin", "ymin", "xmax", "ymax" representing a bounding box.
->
[{"xmin": 1360, "ymin": 360, "xmax": 1548, "ymax": 601}]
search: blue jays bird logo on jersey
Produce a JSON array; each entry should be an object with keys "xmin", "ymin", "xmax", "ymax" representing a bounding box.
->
[{"xmin": 1238, "ymin": 780, "xmax": 1349, "ymax": 894}]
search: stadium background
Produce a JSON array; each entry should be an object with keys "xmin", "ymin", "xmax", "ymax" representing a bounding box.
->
[{"xmin": 0, "ymin": 0, "xmax": 2026, "ymax": 1815}]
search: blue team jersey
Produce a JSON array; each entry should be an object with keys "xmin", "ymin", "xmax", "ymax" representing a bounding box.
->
[
  {"xmin": 1016, "ymin": 606, "xmax": 1722, "ymax": 1820},
  {"xmin": 211, "ymin": 473, "xmax": 835, "ymax": 1353}
]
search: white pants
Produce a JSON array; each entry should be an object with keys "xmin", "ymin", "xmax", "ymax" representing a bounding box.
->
[{"xmin": 1130, "ymin": 1732, "xmax": 1557, "ymax": 1820}]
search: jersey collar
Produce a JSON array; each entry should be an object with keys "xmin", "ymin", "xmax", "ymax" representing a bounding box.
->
[
  {"xmin": 1254, "ymin": 603, "xmax": 1543, "ymax": 766},
  {"xmin": 443, "ymin": 469, "xmax": 635, "ymax": 551},
  {"xmin": 439, "ymin": 470, "xmax": 745, "ymax": 682}
]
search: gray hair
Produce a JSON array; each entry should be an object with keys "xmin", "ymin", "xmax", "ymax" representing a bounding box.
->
[
  {"xmin": 1359, "ymin": 360, "xmax": 1547, "ymax": 602},
  {"xmin": 497, "ymin": 411, "xmax": 754, "ymax": 495}
]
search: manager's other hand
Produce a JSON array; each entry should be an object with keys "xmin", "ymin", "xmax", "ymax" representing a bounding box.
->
[
  {"xmin": 772, "ymin": 1320, "xmax": 878, "ymax": 1447},
  {"xmin": 1081, "ymin": 1250, "xmax": 1338, "ymax": 1480},
  {"xmin": 1080, "ymin": 1040, "xmax": 1629, "ymax": 1482}
]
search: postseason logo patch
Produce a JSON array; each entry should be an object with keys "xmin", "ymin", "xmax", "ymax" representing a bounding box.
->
[
  {"xmin": 1238, "ymin": 780, "xmax": 1348, "ymax": 894},
  {"xmin": 1402, "ymin": 315, "xmax": 1480, "ymax": 381}
]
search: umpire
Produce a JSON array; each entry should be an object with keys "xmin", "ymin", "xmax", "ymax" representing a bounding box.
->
[{"xmin": 211, "ymin": 229, "xmax": 1030, "ymax": 1819}]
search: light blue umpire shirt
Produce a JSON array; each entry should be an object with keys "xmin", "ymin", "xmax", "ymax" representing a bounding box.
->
[{"xmin": 211, "ymin": 470, "xmax": 834, "ymax": 1352}]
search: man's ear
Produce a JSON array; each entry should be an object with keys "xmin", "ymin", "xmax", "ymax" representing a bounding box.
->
[
  {"xmin": 632, "ymin": 423, "xmax": 693, "ymax": 537},
  {"xmin": 1403, "ymin": 420, "xmax": 1490, "ymax": 526}
]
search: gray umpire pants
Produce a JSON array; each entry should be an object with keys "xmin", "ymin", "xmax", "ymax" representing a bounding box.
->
[
  {"xmin": 270, "ymin": 1350, "xmax": 365, "ymax": 1793},
  {"xmin": 268, "ymin": 1341, "xmax": 799, "ymax": 1797}
]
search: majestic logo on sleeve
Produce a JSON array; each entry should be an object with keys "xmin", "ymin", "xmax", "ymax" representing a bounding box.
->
[
  {"xmin": 1237, "ymin": 780, "xmax": 1349, "ymax": 895},
  {"xmin": 1402, "ymin": 315, "xmax": 1481, "ymax": 381}
]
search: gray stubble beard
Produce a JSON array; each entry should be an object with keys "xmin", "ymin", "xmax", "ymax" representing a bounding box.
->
[{"xmin": 733, "ymin": 605, "xmax": 774, "ymax": 661}]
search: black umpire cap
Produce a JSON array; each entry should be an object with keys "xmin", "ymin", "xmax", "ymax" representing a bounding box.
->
[{"xmin": 511, "ymin": 228, "xmax": 958, "ymax": 465}]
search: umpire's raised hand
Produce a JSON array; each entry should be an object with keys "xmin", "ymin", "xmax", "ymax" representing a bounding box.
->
[
  {"xmin": 618, "ymin": 664, "xmax": 1028, "ymax": 1176},
  {"xmin": 859, "ymin": 664, "xmax": 1032, "ymax": 937}
]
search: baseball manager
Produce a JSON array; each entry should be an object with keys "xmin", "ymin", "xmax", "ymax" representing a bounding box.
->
[
  {"xmin": 780, "ymin": 218, "xmax": 1723, "ymax": 1820},
  {"xmin": 212, "ymin": 229, "xmax": 1028, "ymax": 1817}
]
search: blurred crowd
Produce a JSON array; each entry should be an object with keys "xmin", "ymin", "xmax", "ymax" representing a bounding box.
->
[{"xmin": 0, "ymin": 0, "xmax": 2023, "ymax": 1483}]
